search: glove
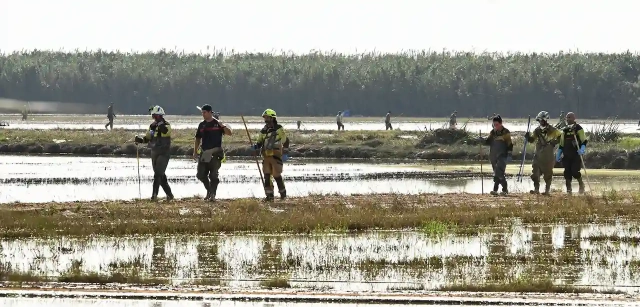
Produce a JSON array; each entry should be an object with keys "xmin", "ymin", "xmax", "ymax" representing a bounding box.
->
[
  {"xmin": 134, "ymin": 135, "xmax": 144, "ymax": 144},
  {"xmin": 524, "ymin": 132, "xmax": 530, "ymax": 140},
  {"xmin": 578, "ymin": 145, "xmax": 586, "ymax": 155},
  {"xmin": 506, "ymin": 152, "xmax": 512, "ymax": 163},
  {"xmin": 556, "ymin": 149, "xmax": 563, "ymax": 162},
  {"xmin": 282, "ymin": 154, "xmax": 289, "ymax": 162}
]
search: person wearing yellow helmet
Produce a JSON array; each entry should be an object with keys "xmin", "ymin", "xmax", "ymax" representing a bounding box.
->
[
  {"xmin": 134, "ymin": 105, "xmax": 174, "ymax": 201},
  {"xmin": 252, "ymin": 108, "xmax": 288, "ymax": 201}
]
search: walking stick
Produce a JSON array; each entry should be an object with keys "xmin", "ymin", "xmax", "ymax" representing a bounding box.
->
[
  {"xmin": 517, "ymin": 115, "xmax": 531, "ymax": 182},
  {"xmin": 241, "ymin": 115, "xmax": 265, "ymax": 186},
  {"xmin": 479, "ymin": 130, "xmax": 484, "ymax": 195},
  {"xmin": 136, "ymin": 144, "xmax": 142, "ymax": 200}
]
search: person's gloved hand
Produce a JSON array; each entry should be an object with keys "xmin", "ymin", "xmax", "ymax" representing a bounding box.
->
[
  {"xmin": 506, "ymin": 152, "xmax": 512, "ymax": 163},
  {"xmin": 134, "ymin": 135, "xmax": 144, "ymax": 144},
  {"xmin": 578, "ymin": 145, "xmax": 586, "ymax": 155},
  {"xmin": 282, "ymin": 154, "xmax": 289, "ymax": 162},
  {"xmin": 524, "ymin": 132, "xmax": 531, "ymax": 140},
  {"xmin": 556, "ymin": 149, "xmax": 563, "ymax": 162}
]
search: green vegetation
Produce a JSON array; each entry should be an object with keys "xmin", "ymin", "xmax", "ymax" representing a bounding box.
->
[
  {"xmin": 439, "ymin": 279, "xmax": 622, "ymax": 294},
  {"xmin": 2, "ymin": 50, "xmax": 640, "ymax": 117},
  {"xmin": 1, "ymin": 192, "xmax": 640, "ymax": 237},
  {"xmin": 2, "ymin": 128, "xmax": 640, "ymax": 169}
]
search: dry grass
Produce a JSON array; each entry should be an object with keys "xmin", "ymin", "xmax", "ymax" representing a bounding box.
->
[{"xmin": 1, "ymin": 192, "xmax": 639, "ymax": 237}]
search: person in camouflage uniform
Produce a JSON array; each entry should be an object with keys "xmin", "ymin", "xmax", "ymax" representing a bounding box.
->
[{"xmin": 525, "ymin": 111, "xmax": 562, "ymax": 195}]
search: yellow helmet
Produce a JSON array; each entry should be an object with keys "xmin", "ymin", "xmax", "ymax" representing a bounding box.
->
[{"xmin": 262, "ymin": 109, "xmax": 277, "ymax": 118}]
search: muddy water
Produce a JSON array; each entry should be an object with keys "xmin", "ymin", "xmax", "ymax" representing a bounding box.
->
[
  {"xmin": 0, "ymin": 298, "xmax": 599, "ymax": 307},
  {"xmin": 0, "ymin": 156, "xmax": 637, "ymax": 203},
  {"xmin": 1, "ymin": 114, "xmax": 638, "ymax": 133},
  {"xmin": 2, "ymin": 223, "xmax": 640, "ymax": 293}
]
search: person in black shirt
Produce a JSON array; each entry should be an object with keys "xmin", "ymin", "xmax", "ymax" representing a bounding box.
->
[{"xmin": 194, "ymin": 104, "xmax": 232, "ymax": 201}]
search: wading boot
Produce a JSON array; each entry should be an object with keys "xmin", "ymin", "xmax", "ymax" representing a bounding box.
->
[
  {"xmin": 500, "ymin": 180, "xmax": 508, "ymax": 196},
  {"xmin": 166, "ymin": 194, "xmax": 174, "ymax": 201},
  {"xmin": 160, "ymin": 175, "xmax": 173, "ymax": 201},
  {"xmin": 542, "ymin": 183, "xmax": 551, "ymax": 196},
  {"xmin": 566, "ymin": 179, "xmax": 572, "ymax": 195},
  {"xmin": 151, "ymin": 181, "xmax": 160, "ymax": 202},
  {"xmin": 208, "ymin": 179, "xmax": 219, "ymax": 202},
  {"xmin": 490, "ymin": 182, "xmax": 499, "ymax": 195},
  {"xmin": 577, "ymin": 178, "xmax": 585, "ymax": 194},
  {"xmin": 280, "ymin": 190, "xmax": 287, "ymax": 200},
  {"xmin": 530, "ymin": 182, "xmax": 540, "ymax": 194},
  {"xmin": 264, "ymin": 193, "xmax": 275, "ymax": 202},
  {"xmin": 204, "ymin": 191, "xmax": 212, "ymax": 201}
]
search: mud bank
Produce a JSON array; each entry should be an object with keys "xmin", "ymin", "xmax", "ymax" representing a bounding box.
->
[
  {"xmin": 1, "ymin": 192, "xmax": 639, "ymax": 237},
  {"xmin": 1, "ymin": 128, "xmax": 639, "ymax": 169}
]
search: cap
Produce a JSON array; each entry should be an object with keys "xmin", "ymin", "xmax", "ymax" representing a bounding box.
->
[{"xmin": 200, "ymin": 104, "xmax": 213, "ymax": 112}]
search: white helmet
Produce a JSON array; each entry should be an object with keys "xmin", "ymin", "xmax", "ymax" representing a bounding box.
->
[
  {"xmin": 149, "ymin": 105, "xmax": 165, "ymax": 116},
  {"xmin": 536, "ymin": 111, "xmax": 550, "ymax": 122}
]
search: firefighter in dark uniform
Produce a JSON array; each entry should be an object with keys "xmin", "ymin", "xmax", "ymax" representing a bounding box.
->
[{"xmin": 556, "ymin": 112, "xmax": 587, "ymax": 194}]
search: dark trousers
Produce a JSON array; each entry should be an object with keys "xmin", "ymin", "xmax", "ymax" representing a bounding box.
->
[
  {"xmin": 105, "ymin": 117, "xmax": 114, "ymax": 130},
  {"xmin": 562, "ymin": 155, "xmax": 582, "ymax": 180},
  {"xmin": 151, "ymin": 151, "xmax": 172, "ymax": 197},
  {"xmin": 385, "ymin": 122, "xmax": 392, "ymax": 130},
  {"xmin": 197, "ymin": 158, "xmax": 222, "ymax": 196},
  {"xmin": 337, "ymin": 122, "xmax": 344, "ymax": 130},
  {"xmin": 490, "ymin": 155, "xmax": 508, "ymax": 191}
]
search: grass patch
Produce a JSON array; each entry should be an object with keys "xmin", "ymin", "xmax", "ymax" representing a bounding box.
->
[
  {"xmin": 420, "ymin": 221, "xmax": 458, "ymax": 237},
  {"xmin": 439, "ymin": 279, "xmax": 622, "ymax": 294},
  {"xmin": 1, "ymin": 192, "xmax": 640, "ymax": 237},
  {"xmin": 259, "ymin": 276, "xmax": 291, "ymax": 289}
]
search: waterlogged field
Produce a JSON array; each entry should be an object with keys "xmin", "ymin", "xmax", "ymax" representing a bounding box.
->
[
  {"xmin": 2, "ymin": 224, "xmax": 640, "ymax": 294},
  {"xmin": 0, "ymin": 155, "xmax": 639, "ymax": 203},
  {"xmin": 1, "ymin": 114, "xmax": 638, "ymax": 133}
]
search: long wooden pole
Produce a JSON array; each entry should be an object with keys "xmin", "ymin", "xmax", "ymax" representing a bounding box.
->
[{"xmin": 241, "ymin": 115, "xmax": 265, "ymax": 186}]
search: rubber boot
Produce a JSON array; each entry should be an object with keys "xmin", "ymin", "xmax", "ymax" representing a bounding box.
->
[
  {"xmin": 500, "ymin": 180, "xmax": 508, "ymax": 196},
  {"xmin": 201, "ymin": 180, "xmax": 211, "ymax": 200},
  {"xmin": 208, "ymin": 178, "xmax": 219, "ymax": 202},
  {"xmin": 490, "ymin": 182, "xmax": 499, "ymax": 196},
  {"xmin": 565, "ymin": 179, "xmax": 572, "ymax": 195},
  {"xmin": 264, "ymin": 193, "xmax": 275, "ymax": 202},
  {"xmin": 160, "ymin": 175, "xmax": 174, "ymax": 201},
  {"xmin": 151, "ymin": 181, "xmax": 160, "ymax": 201},
  {"xmin": 530, "ymin": 182, "xmax": 540, "ymax": 194},
  {"xmin": 274, "ymin": 176, "xmax": 287, "ymax": 200},
  {"xmin": 542, "ymin": 183, "xmax": 551, "ymax": 196},
  {"xmin": 577, "ymin": 177, "xmax": 585, "ymax": 194}
]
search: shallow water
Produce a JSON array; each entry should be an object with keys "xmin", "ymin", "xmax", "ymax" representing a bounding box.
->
[
  {"xmin": 2, "ymin": 223, "xmax": 640, "ymax": 293},
  {"xmin": 1, "ymin": 114, "xmax": 637, "ymax": 133},
  {"xmin": 0, "ymin": 156, "xmax": 637, "ymax": 203},
  {"xmin": 0, "ymin": 298, "xmax": 615, "ymax": 307}
]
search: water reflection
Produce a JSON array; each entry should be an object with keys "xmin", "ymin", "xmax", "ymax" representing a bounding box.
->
[{"xmin": 2, "ymin": 224, "xmax": 640, "ymax": 292}]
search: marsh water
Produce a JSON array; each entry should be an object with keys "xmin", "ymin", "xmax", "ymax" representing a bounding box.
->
[
  {"xmin": 1, "ymin": 298, "xmax": 615, "ymax": 307},
  {"xmin": 2, "ymin": 223, "xmax": 640, "ymax": 294},
  {"xmin": 0, "ymin": 155, "xmax": 637, "ymax": 203},
  {"xmin": 1, "ymin": 114, "xmax": 637, "ymax": 133}
]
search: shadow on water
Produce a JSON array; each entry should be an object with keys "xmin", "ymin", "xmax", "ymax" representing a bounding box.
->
[{"xmin": 1, "ymin": 155, "xmax": 639, "ymax": 203}]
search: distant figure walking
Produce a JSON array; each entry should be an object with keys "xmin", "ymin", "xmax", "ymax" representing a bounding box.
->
[
  {"xmin": 105, "ymin": 102, "xmax": 116, "ymax": 130},
  {"xmin": 385, "ymin": 111, "xmax": 392, "ymax": 130},
  {"xmin": 297, "ymin": 120, "xmax": 302, "ymax": 130},
  {"xmin": 21, "ymin": 105, "xmax": 28, "ymax": 121},
  {"xmin": 449, "ymin": 111, "xmax": 458, "ymax": 129},
  {"xmin": 336, "ymin": 111, "xmax": 345, "ymax": 131}
]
